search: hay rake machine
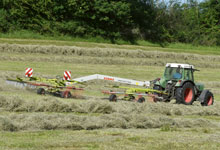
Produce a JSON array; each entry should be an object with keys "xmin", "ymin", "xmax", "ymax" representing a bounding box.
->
[
  {"xmin": 6, "ymin": 68, "xmax": 84, "ymax": 98},
  {"xmin": 102, "ymin": 86, "xmax": 168, "ymax": 103},
  {"xmin": 72, "ymin": 74, "xmax": 165, "ymax": 103}
]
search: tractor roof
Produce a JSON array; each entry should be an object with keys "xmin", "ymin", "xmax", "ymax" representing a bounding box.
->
[{"xmin": 166, "ymin": 63, "xmax": 195, "ymax": 69}]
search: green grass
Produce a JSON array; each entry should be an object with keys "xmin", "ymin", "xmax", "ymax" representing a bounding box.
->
[
  {"xmin": 0, "ymin": 129, "xmax": 220, "ymax": 150},
  {"xmin": 0, "ymin": 30, "xmax": 134, "ymax": 45},
  {"xmin": 0, "ymin": 38, "xmax": 220, "ymax": 149},
  {"xmin": 0, "ymin": 30, "xmax": 220, "ymax": 55}
]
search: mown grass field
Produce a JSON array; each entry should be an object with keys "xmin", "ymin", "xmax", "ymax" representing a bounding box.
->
[{"xmin": 0, "ymin": 39, "xmax": 220, "ymax": 150}]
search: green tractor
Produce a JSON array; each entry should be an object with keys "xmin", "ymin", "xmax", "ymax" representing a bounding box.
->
[{"xmin": 154, "ymin": 63, "xmax": 214, "ymax": 106}]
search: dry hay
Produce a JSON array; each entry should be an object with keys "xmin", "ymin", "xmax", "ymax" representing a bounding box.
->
[
  {"xmin": 0, "ymin": 95, "xmax": 220, "ymax": 116},
  {"xmin": 205, "ymin": 82, "xmax": 220, "ymax": 88},
  {"xmin": 1, "ymin": 44, "xmax": 220, "ymax": 68},
  {"xmin": 0, "ymin": 44, "xmax": 215, "ymax": 60},
  {"xmin": 0, "ymin": 96, "xmax": 116, "ymax": 114},
  {"xmin": 1, "ymin": 44, "xmax": 219, "ymax": 132},
  {"xmin": 0, "ymin": 95, "xmax": 219, "ymax": 131},
  {"xmin": 0, "ymin": 112, "xmax": 216, "ymax": 131}
]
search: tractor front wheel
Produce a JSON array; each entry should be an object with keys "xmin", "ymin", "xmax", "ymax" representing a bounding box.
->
[
  {"xmin": 176, "ymin": 82, "xmax": 195, "ymax": 105},
  {"xmin": 201, "ymin": 91, "xmax": 214, "ymax": 106}
]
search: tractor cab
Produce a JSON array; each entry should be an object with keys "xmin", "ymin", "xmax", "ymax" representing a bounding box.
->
[
  {"xmin": 164, "ymin": 63, "xmax": 194, "ymax": 80},
  {"xmin": 155, "ymin": 63, "xmax": 195, "ymax": 89}
]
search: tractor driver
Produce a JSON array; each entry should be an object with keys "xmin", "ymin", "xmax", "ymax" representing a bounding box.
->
[{"xmin": 173, "ymin": 67, "xmax": 182, "ymax": 79}]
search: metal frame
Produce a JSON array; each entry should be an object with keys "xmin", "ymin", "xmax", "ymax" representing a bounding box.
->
[{"xmin": 73, "ymin": 74, "xmax": 150, "ymax": 87}]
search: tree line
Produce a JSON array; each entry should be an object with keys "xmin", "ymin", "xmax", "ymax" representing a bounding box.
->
[{"xmin": 0, "ymin": 0, "xmax": 219, "ymax": 46}]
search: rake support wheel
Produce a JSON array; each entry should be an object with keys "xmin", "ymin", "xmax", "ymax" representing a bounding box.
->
[
  {"xmin": 60, "ymin": 91, "xmax": 72, "ymax": 98},
  {"xmin": 109, "ymin": 94, "xmax": 117, "ymax": 102},
  {"xmin": 37, "ymin": 88, "xmax": 45, "ymax": 95},
  {"xmin": 137, "ymin": 97, "xmax": 145, "ymax": 103}
]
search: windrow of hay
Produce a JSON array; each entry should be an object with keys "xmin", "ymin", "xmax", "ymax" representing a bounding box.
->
[
  {"xmin": 205, "ymin": 82, "xmax": 220, "ymax": 88},
  {"xmin": 1, "ymin": 54, "xmax": 220, "ymax": 69},
  {"xmin": 0, "ymin": 112, "xmax": 216, "ymax": 131},
  {"xmin": 0, "ymin": 85, "xmax": 3, "ymax": 92},
  {"xmin": 0, "ymin": 96, "xmax": 220, "ymax": 116},
  {"xmin": 0, "ymin": 96, "xmax": 116, "ymax": 114},
  {"xmin": 0, "ymin": 78, "xmax": 31, "ymax": 92},
  {"xmin": 1, "ymin": 44, "xmax": 220, "ymax": 67}
]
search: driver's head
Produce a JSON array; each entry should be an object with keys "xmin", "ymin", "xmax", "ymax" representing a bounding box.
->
[{"xmin": 176, "ymin": 67, "xmax": 180, "ymax": 73}]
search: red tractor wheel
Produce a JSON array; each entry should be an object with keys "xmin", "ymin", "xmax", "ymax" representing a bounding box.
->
[
  {"xmin": 184, "ymin": 88, "xmax": 193, "ymax": 103},
  {"xmin": 176, "ymin": 82, "xmax": 195, "ymax": 105}
]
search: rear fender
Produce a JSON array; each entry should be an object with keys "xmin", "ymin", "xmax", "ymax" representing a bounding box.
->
[
  {"xmin": 176, "ymin": 80, "xmax": 195, "ymax": 87},
  {"xmin": 195, "ymin": 83, "xmax": 204, "ymax": 92}
]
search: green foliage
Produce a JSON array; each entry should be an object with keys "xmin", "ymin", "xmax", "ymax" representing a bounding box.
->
[
  {"xmin": 199, "ymin": 0, "xmax": 220, "ymax": 46},
  {"xmin": 0, "ymin": 0, "xmax": 219, "ymax": 46},
  {"xmin": 164, "ymin": 0, "xmax": 220, "ymax": 46},
  {"xmin": 0, "ymin": 9, "xmax": 10, "ymax": 32}
]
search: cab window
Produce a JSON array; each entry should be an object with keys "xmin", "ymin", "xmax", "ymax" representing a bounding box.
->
[
  {"xmin": 184, "ymin": 69, "xmax": 193, "ymax": 80},
  {"xmin": 164, "ymin": 67, "xmax": 183, "ymax": 80}
]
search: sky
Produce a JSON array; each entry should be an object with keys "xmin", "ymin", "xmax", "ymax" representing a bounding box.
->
[{"xmin": 163, "ymin": 0, "xmax": 205, "ymax": 3}]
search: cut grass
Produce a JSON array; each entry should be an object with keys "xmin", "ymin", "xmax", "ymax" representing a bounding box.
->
[
  {"xmin": 0, "ymin": 37, "xmax": 220, "ymax": 55},
  {"xmin": 0, "ymin": 129, "xmax": 220, "ymax": 150},
  {"xmin": 0, "ymin": 39, "xmax": 220, "ymax": 149},
  {"xmin": 1, "ymin": 44, "xmax": 220, "ymax": 70},
  {"xmin": 0, "ymin": 94, "xmax": 220, "ymax": 116}
]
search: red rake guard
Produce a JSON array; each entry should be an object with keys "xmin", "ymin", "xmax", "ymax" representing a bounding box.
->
[
  {"xmin": 25, "ymin": 68, "xmax": 33, "ymax": 77},
  {"xmin": 63, "ymin": 71, "xmax": 71, "ymax": 81}
]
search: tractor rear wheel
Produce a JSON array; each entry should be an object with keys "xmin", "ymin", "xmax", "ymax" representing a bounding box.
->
[
  {"xmin": 201, "ymin": 91, "xmax": 214, "ymax": 106},
  {"xmin": 109, "ymin": 94, "xmax": 117, "ymax": 102},
  {"xmin": 137, "ymin": 97, "xmax": 145, "ymax": 103},
  {"xmin": 176, "ymin": 82, "xmax": 195, "ymax": 105},
  {"xmin": 37, "ymin": 88, "xmax": 45, "ymax": 95}
]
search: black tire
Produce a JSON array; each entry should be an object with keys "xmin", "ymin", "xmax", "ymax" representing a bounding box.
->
[
  {"xmin": 175, "ymin": 82, "xmax": 195, "ymax": 105},
  {"xmin": 201, "ymin": 91, "xmax": 214, "ymax": 106},
  {"xmin": 37, "ymin": 88, "xmax": 45, "ymax": 95},
  {"xmin": 137, "ymin": 97, "xmax": 145, "ymax": 103},
  {"xmin": 60, "ymin": 91, "xmax": 72, "ymax": 98},
  {"xmin": 128, "ymin": 95, "xmax": 135, "ymax": 101},
  {"xmin": 109, "ymin": 94, "xmax": 117, "ymax": 102},
  {"xmin": 175, "ymin": 88, "xmax": 182, "ymax": 104}
]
